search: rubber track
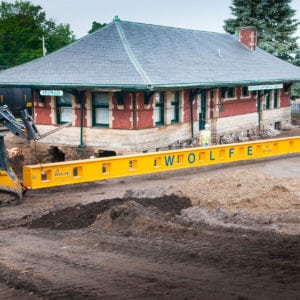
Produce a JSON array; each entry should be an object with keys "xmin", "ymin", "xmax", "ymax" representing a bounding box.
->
[{"xmin": 0, "ymin": 189, "xmax": 22, "ymax": 207}]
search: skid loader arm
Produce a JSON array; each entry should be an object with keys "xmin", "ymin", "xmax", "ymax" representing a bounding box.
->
[
  {"xmin": 0, "ymin": 105, "xmax": 39, "ymax": 206},
  {"xmin": 0, "ymin": 135, "xmax": 23, "ymax": 206},
  {"xmin": 0, "ymin": 105, "xmax": 40, "ymax": 140}
]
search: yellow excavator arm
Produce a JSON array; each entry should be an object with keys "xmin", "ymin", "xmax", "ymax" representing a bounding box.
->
[{"xmin": 0, "ymin": 105, "xmax": 39, "ymax": 206}]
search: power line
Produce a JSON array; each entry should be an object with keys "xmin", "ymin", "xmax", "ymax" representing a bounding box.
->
[{"xmin": 0, "ymin": 33, "xmax": 44, "ymax": 38}]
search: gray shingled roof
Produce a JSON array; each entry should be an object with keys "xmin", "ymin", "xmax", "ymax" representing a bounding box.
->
[{"xmin": 0, "ymin": 17, "xmax": 300, "ymax": 90}]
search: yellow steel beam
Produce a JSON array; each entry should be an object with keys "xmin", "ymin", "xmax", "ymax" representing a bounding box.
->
[{"xmin": 23, "ymin": 136, "xmax": 300, "ymax": 190}]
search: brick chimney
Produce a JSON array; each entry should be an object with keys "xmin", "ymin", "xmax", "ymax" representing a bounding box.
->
[{"xmin": 239, "ymin": 26, "xmax": 257, "ymax": 51}]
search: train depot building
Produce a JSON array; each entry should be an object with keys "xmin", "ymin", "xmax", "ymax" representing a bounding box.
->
[{"xmin": 0, "ymin": 17, "xmax": 300, "ymax": 153}]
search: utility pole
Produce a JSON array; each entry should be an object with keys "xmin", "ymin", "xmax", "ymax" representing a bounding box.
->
[{"xmin": 42, "ymin": 36, "xmax": 47, "ymax": 56}]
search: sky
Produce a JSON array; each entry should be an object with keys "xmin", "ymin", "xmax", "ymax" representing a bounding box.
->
[{"xmin": 5, "ymin": 0, "xmax": 300, "ymax": 39}]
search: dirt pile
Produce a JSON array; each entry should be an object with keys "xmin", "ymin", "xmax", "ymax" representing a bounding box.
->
[
  {"xmin": 25, "ymin": 169, "xmax": 300, "ymax": 235},
  {"xmin": 27, "ymin": 195, "xmax": 191, "ymax": 231},
  {"xmin": 92, "ymin": 200, "xmax": 187, "ymax": 235},
  {"xmin": 176, "ymin": 169, "xmax": 300, "ymax": 213},
  {"xmin": 174, "ymin": 169, "xmax": 300, "ymax": 234}
]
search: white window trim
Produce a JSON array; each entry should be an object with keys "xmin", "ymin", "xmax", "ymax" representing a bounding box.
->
[
  {"xmin": 221, "ymin": 87, "xmax": 237, "ymax": 101},
  {"xmin": 240, "ymin": 87, "xmax": 250, "ymax": 99}
]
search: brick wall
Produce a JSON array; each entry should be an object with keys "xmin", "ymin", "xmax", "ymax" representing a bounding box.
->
[
  {"xmin": 34, "ymin": 94, "xmax": 52, "ymax": 125},
  {"xmin": 136, "ymin": 92, "xmax": 153, "ymax": 129},
  {"xmin": 33, "ymin": 87, "xmax": 292, "ymax": 151},
  {"xmin": 112, "ymin": 92, "xmax": 133, "ymax": 129}
]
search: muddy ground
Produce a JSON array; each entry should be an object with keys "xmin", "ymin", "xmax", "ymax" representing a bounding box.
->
[{"xmin": 0, "ymin": 128, "xmax": 299, "ymax": 299}]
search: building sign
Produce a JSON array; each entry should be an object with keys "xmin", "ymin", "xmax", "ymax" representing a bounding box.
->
[
  {"xmin": 248, "ymin": 84, "xmax": 283, "ymax": 91},
  {"xmin": 40, "ymin": 90, "xmax": 63, "ymax": 96}
]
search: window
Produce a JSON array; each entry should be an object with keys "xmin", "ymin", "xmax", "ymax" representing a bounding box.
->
[
  {"xmin": 92, "ymin": 93, "xmax": 109, "ymax": 127},
  {"xmin": 221, "ymin": 87, "xmax": 236, "ymax": 99},
  {"xmin": 171, "ymin": 91, "xmax": 179, "ymax": 123},
  {"xmin": 227, "ymin": 87, "xmax": 235, "ymax": 98},
  {"xmin": 198, "ymin": 92, "xmax": 207, "ymax": 130},
  {"xmin": 144, "ymin": 91, "xmax": 154, "ymax": 105},
  {"xmin": 154, "ymin": 92, "xmax": 165, "ymax": 125},
  {"xmin": 221, "ymin": 87, "xmax": 226, "ymax": 98},
  {"xmin": 114, "ymin": 92, "xmax": 124, "ymax": 106},
  {"xmin": 241, "ymin": 87, "xmax": 250, "ymax": 98},
  {"xmin": 283, "ymin": 83, "xmax": 291, "ymax": 94},
  {"xmin": 274, "ymin": 90, "xmax": 279, "ymax": 108},
  {"xmin": 56, "ymin": 92, "xmax": 72, "ymax": 124},
  {"xmin": 265, "ymin": 92, "xmax": 271, "ymax": 109}
]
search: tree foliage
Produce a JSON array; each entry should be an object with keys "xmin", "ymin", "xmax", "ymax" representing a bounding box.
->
[
  {"xmin": 291, "ymin": 48, "xmax": 300, "ymax": 97},
  {"xmin": 223, "ymin": 0, "xmax": 299, "ymax": 62},
  {"xmin": 294, "ymin": 48, "xmax": 300, "ymax": 66},
  {"xmin": 0, "ymin": 0, "xmax": 75, "ymax": 69},
  {"xmin": 88, "ymin": 21, "xmax": 107, "ymax": 34},
  {"xmin": 45, "ymin": 22, "xmax": 75, "ymax": 54}
]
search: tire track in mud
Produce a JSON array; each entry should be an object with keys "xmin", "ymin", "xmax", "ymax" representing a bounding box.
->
[
  {"xmin": 0, "ymin": 233, "xmax": 118, "ymax": 299},
  {"xmin": 1, "ymin": 208, "xmax": 300, "ymax": 300},
  {"xmin": 0, "ymin": 282, "xmax": 39, "ymax": 300},
  {"xmin": 0, "ymin": 196, "xmax": 198, "ymax": 299},
  {"xmin": 0, "ymin": 229, "xmax": 237, "ymax": 300}
]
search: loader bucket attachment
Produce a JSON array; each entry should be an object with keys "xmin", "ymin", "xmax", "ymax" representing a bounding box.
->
[
  {"xmin": 0, "ymin": 135, "xmax": 23, "ymax": 206},
  {"xmin": 20, "ymin": 109, "xmax": 40, "ymax": 140}
]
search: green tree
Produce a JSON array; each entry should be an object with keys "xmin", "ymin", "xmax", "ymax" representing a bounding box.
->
[
  {"xmin": 0, "ymin": 0, "xmax": 75, "ymax": 69},
  {"xmin": 294, "ymin": 48, "xmax": 300, "ymax": 66},
  {"xmin": 45, "ymin": 21, "xmax": 75, "ymax": 54},
  {"xmin": 291, "ymin": 48, "xmax": 300, "ymax": 97},
  {"xmin": 88, "ymin": 21, "xmax": 106, "ymax": 34},
  {"xmin": 223, "ymin": 0, "xmax": 299, "ymax": 62}
]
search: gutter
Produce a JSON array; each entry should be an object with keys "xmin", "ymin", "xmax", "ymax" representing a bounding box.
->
[
  {"xmin": 150, "ymin": 79, "xmax": 300, "ymax": 90},
  {"xmin": 0, "ymin": 82, "xmax": 153, "ymax": 91},
  {"xmin": 0, "ymin": 78, "xmax": 299, "ymax": 91}
]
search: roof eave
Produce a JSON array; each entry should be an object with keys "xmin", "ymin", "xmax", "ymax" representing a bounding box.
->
[
  {"xmin": 152, "ymin": 78, "xmax": 300, "ymax": 90},
  {"xmin": 0, "ymin": 82, "xmax": 152, "ymax": 91},
  {"xmin": 0, "ymin": 78, "xmax": 299, "ymax": 91}
]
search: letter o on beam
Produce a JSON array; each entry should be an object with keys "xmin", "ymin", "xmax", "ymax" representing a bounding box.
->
[{"xmin": 188, "ymin": 153, "xmax": 196, "ymax": 164}]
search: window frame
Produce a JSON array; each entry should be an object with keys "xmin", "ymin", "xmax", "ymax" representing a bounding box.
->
[
  {"xmin": 241, "ymin": 86, "xmax": 250, "ymax": 98},
  {"xmin": 283, "ymin": 83, "xmax": 290, "ymax": 94},
  {"xmin": 198, "ymin": 91, "xmax": 207, "ymax": 130},
  {"xmin": 92, "ymin": 92, "xmax": 110, "ymax": 127},
  {"xmin": 56, "ymin": 92, "xmax": 73, "ymax": 124},
  {"xmin": 265, "ymin": 91, "xmax": 271, "ymax": 110},
  {"xmin": 171, "ymin": 91, "xmax": 179, "ymax": 124},
  {"xmin": 154, "ymin": 92, "xmax": 165, "ymax": 126},
  {"xmin": 221, "ymin": 87, "xmax": 236, "ymax": 100},
  {"xmin": 273, "ymin": 90, "xmax": 279, "ymax": 108}
]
